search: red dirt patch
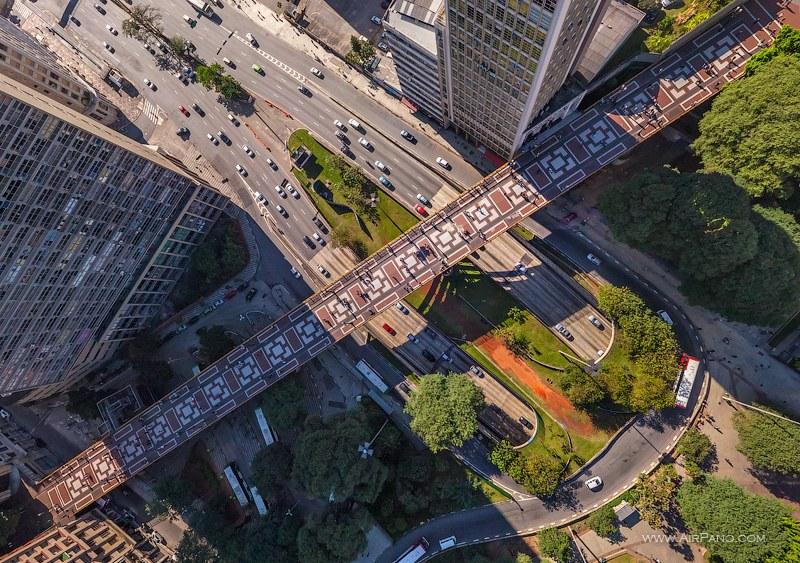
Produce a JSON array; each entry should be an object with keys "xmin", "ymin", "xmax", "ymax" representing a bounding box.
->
[{"xmin": 476, "ymin": 334, "xmax": 595, "ymax": 436}]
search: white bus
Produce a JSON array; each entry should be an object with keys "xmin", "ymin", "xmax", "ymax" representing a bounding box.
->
[
  {"xmin": 356, "ymin": 360, "xmax": 389, "ymax": 393},
  {"xmin": 394, "ymin": 538, "xmax": 429, "ymax": 563},
  {"xmin": 250, "ymin": 486, "xmax": 268, "ymax": 517},
  {"xmin": 254, "ymin": 407, "xmax": 276, "ymax": 446},
  {"xmin": 223, "ymin": 464, "xmax": 249, "ymax": 507},
  {"xmin": 187, "ymin": 0, "xmax": 213, "ymax": 15},
  {"xmin": 675, "ymin": 355, "xmax": 699, "ymax": 409}
]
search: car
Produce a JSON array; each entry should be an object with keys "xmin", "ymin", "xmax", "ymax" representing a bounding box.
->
[
  {"xmin": 374, "ymin": 160, "xmax": 387, "ymax": 172},
  {"xmin": 297, "ymin": 84, "xmax": 311, "ymax": 96},
  {"xmin": 436, "ymin": 156, "xmax": 450, "ymax": 169},
  {"xmin": 382, "ymin": 323, "xmax": 396, "ymax": 335},
  {"xmin": 245, "ymin": 32, "xmax": 255, "ymax": 44},
  {"xmin": 191, "ymin": 103, "xmax": 205, "ymax": 116},
  {"xmin": 266, "ymin": 158, "xmax": 277, "ymax": 170},
  {"xmin": 416, "ymin": 193, "xmax": 429, "ymax": 205},
  {"xmin": 377, "ymin": 41, "xmax": 389, "ymax": 52},
  {"xmin": 317, "ymin": 265, "xmax": 330, "ymax": 277},
  {"xmin": 439, "ymin": 536, "xmax": 456, "ymax": 550},
  {"xmin": 202, "ymin": 306, "xmax": 214, "ymax": 315},
  {"xmin": 371, "ymin": 15, "xmax": 383, "ymax": 25},
  {"xmin": 235, "ymin": 164, "xmax": 247, "ymax": 176},
  {"xmin": 379, "ymin": 175, "xmax": 392, "ymax": 188},
  {"xmin": 227, "ymin": 113, "xmax": 239, "ymax": 125},
  {"xmin": 415, "ymin": 204, "xmax": 428, "ymax": 216},
  {"xmin": 421, "ymin": 349, "xmax": 436, "ymax": 362},
  {"xmin": 586, "ymin": 476, "xmax": 603, "ymax": 491},
  {"xmin": 178, "ymin": 105, "xmax": 190, "ymax": 117},
  {"xmin": 207, "ymin": 133, "xmax": 219, "ymax": 145},
  {"xmin": 276, "ymin": 204, "xmax": 287, "ymax": 217},
  {"xmin": 310, "ymin": 67, "xmax": 323, "ymax": 78},
  {"xmin": 0, "ymin": 408, "xmax": 10, "ymax": 420},
  {"xmin": 242, "ymin": 144, "xmax": 255, "ymax": 157},
  {"xmin": 515, "ymin": 262, "xmax": 528, "ymax": 274},
  {"xmin": 313, "ymin": 216, "xmax": 326, "ymax": 230},
  {"xmin": 335, "ymin": 130, "xmax": 346, "ymax": 141},
  {"xmin": 340, "ymin": 144, "xmax": 353, "ymax": 156},
  {"xmin": 69, "ymin": 15, "xmax": 81, "ymax": 25},
  {"xmin": 518, "ymin": 416, "xmax": 534, "ymax": 429},
  {"xmin": 176, "ymin": 127, "xmax": 189, "ymax": 136},
  {"xmin": 440, "ymin": 352, "xmax": 452, "ymax": 362},
  {"xmin": 254, "ymin": 191, "xmax": 265, "ymax": 204},
  {"xmin": 561, "ymin": 212, "xmax": 578, "ymax": 224},
  {"xmin": 143, "ymin": 78, "xmax": 155, "ymax": 90},
  {"xmin": 358, "ymin": 137, "xmax": 372, "ymax": 149},
  {"xmin": 334, "ymin": 119, "xmax": 345, "ymax": 130},
  {"xmin": 212, "ymin": 298, "xmax": 224, "ymax": 307},
  {"xmin": 657, "ymin": 309, "xmax": 674, "ymax": 326},
  {"xmin": 176, "ymin": 323, "xmax": 187, "ymax": 333},
  {"xmin": 407, "ymin": 333, "xmax": 418, "ymax": 343},
  {"xmin": 586, "ymin": 253, "xmax": 601, "ymax": 266},
  {"xmin": 183, "ymin": 15, "xmax": 196, "ymax": 26},
  {"xmin": 395, "ymin": 302, "xmax": 409, "ymax": 314},
  {"xmin": 312, "ymin": 232, "xmax": 324, "ymax": 244},
  {"xmin": 252, "ymin": 64, "xmax": 263, "ymax": 74},
  {"xmin": 400, "ymin": 129, "xmax": 416, "ymax": 143},
  {"xmin": 106, "ymin": 24, "xmax": 117, "ymax": 35},
  {"xmin": 588, "ymin": 314, "xmax": 603, "ymax": 329},
  {"xmin": 274, "ymin": 185, "xmax": 287, "ymax": 198},
  {"xmin": 187, "ymin": 314, "xmax": 201, "ymax": 325},
  {"xmin": 95, "ymin": 4, "xmax": 106, "ymax": 14},
  {"xmin": 290, "ymin": 266, "xmax": 301, "ymax": 278},
  {"xmin": 217, "ymin": 130, "xmax": 231, "ymax": 144},
  {"xmin": 303, "ymin": 235, "xmax": 315, "ymax": 249},
  {"xmin": 469, "ymin": 365, "xmax": 484, "ymax": 378},
  {"xmin": 661, "ymin": 0, "xmax": 681, "ymax": 6},
  {"xmin": 223, "ymin": 57, "xmax": 235, "ymax": 67},
  {"xmin": 286, "ymin": 184, "xmax": 299, "ymax": 198},
  {"xmin": 174, "ymin": 71, "xmax": 187, "ymax": 84},
  {"xmin": 348, "ymin": 118, "xmax": 361, "ymax": 129}
]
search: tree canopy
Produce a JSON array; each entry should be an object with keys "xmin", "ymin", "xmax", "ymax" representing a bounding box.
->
[
  {"xmin": 0, "ymin": 509, "xmax": 20, "ymax": 550},
  {"xmin": 676, "ymin": 427, "xmax": 714, "ymax": 477},
  {"xmin": 296, "ymin": 506, "xmax": 369, "ymax": 563},
  {"xmin": 490, "ymin": 440, "xmax": 563, "ymax": 497},
  {"xmin": 121, "ymin": 4, "xmax": 162, "ymax": 41},
  {"xmin": 405, "ymin": 373, "xmax": 485, "ymax": 452},
  {"xmin": 694, "ymin": 53, "xmax": 800, "ymax": 201},
  {"xmin": 197, "ymin": 326, "xmax": 235, "ymax": 367},
  {"xmin": 586, "ymin": 504, "xmax": 618, "ymax": 538},
  {"xmin": 733, "ymin": 405, "xmax": 800, "ymax": 475},
  {"xmin": 145, "ymin": 476, "xmax": 193, "ymax": 519},
  {"xmin": 195, "ymin": 63, "xmax": 247, "ymax": 102},
  {"xmin": 176, "ymin": 530, "xmax": 218, "ymax": 563},
  {"xmin": 260, "ymin": 376, "xmax": 307, "ymax": 431},
  {"xmin": 537, "ymin": 527, "xmax": 572, "ymax": 562},
  {"xmin": 678, "ymin": 476, "xmax": 798, "ymax": 563},
  {"xmin": 251, "ymin": 442, "xmax": 293, "ymax": 500},
  {"xmin": 559, "ymin": 365, "xmax": 606, "ymax": 408},
  {"xmin": 629, "ymin": 465, "xmax": 680, "ymax": 528},
  {"xmin": 345, "ymin": 36, "xmax": 376, "ymax": 67}
]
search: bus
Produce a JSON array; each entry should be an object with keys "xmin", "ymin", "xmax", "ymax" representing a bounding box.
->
[
  {"xmin": 223, "ymin": 464, "xmax": 250, "ymax": 507},
  {"xmin": 675, "ymin": 355, "xmax": 699, "ymax": 409},
  {"xmin": 254, "ymin": 407, "xmax": 276, "ymax": 446},
  {"xmin": 356, "ymin": 360, "xmax": 389, "ymax": 393},
  {"xmin": 187, "ymin": 0, "xmax": 213, "ymax": 15},
  {"xmin": 394, "ymin": 537, "xmax": 429, "ymax": 563},
  {"xmin": 250, "ymin": 486, "xmax": 268, "ymax": 517}
]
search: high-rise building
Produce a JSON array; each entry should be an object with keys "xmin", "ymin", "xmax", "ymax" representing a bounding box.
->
[
  {"xmin": 438, "ymin": 0, "xmax": 608, "ymax": 158},
  {"xmin": 0, "ymin": 72, "xmax": 227, "ymax": 400},
  {"xmin": 383, "ymin": 0, "xmax": 448, "ymax": 124},
  {"xmin": 0, "ymin": 18, "xmax": 119, "ymax": 126}
]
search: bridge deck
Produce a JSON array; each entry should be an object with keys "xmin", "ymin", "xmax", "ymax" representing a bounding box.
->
[{"xmin": 34, "ymin": 0, "xmax": 791, "ymax": 523}]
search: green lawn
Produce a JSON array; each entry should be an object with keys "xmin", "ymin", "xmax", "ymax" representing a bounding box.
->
[{"xmin": 288, "ymin": 129, "xmax": 417, "ymax": 256}]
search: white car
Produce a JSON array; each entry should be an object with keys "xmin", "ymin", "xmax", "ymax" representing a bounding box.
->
[
  {"xmin": 374, "ymin": 160, "xmax": 387, "ymax": 172},
  {"xmin": 266, "ymin": 158, "xmax": 277, "ymax": 170},
  {"xmin": 275, "ymin": 185, "xmax": 287, "ymax": 198},
  {"xmin": 312, "ymin": 232, "xmax": 324, "ymax": 244},
  {"xmin": 227, "ymin": 113, "xmax": 239, "ymax": 125},
  {"xmin": 586, "ymin": 253, "xmax": 601, "ymax": 266},
  {"xmin": 317, "ymin": 265, "xmax": 330, "ymax": 277},
  {"xmin": 207, "ymin": 133, "xmax": 219, "ymax": 145},
  {"xmin": 235, "ymin": 164, "xmax": 247, "ymax": 176},
  {"xmin": 348, "ymin": 118, "xmax": 361, "ymax": 129},
  {"xmin": 106, "ymin": 24, "xmax": 117, "ymax": 35},
  {"xmin": 416, "ymin": 193, "xmax": 429, "ymax": 205},
  {"xmin": 275, "ymin": 204, "xmax": 287, "ymax": 217},
  {"xmin": 290, "ymin": 266, "xmax": 301, "ymax": 278},
  {"xmin": 586, "ymin": 476, "xmax": 603, "ymax": 491},
  {"xmin": 242, "ymin": 144, "xmax": 254, "ymax": 157},
  {"xmin": 395, "ymin": 302, "xmax": 409, "ymax": 314},
  {"xmin": 245, "ymin": 32, "xmax": 255, "ymax": 43},
  {"xmin": 436, "ymin": 156, "xmax": 450, "ymax": 169},
  {"xmin": 0, "ymin": 408, "xmax": 10, "ymax": 420},
  {"xmin": 286, "ymin": 184, "xmax": 299, "ymax": 198},
  {"xmin": 102, "ymin": 41, "xmax": 114, "ymax": 52},
  {"xmin": 334, "ymin": 119, "xmax": 345, "ymax": 130},
  {"xmin": 143, "ymin": 78, "xmax": 155, "ymax": 90},
  {"xmin": 310, "ymin": 67, "xmax": 323, "ymax": 77},
  {"xmin": 358, "ymin": 137, "xmax": 371, "ymax": 149},
  {"xmin": 588, "ymin": 314, "xmax": 603, "ymax": 329},
  {"xmin": 514, "ymin": 262, "xmax": 528, "ymax": 274},
  {"xmin": 254, "ymin": 191, "xmax": 266, "ymax": 203}
]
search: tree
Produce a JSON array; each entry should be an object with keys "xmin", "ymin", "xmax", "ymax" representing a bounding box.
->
[
  {"xmin": 629, "ymin": 465, "xmax": 680, "ymax": 528},
  {"xmin": 251, "ymin": 442, "xmax": 293, "ymax": 499},
  {"xmin": 496, "ymin": 327, "xmax": 531, "ymax": 358},
  {"xmin": 261, "ymin": 376, "xmax": 306, "ymax": 431},
  {"xmin": 168, "ymin": 35, "xmax": 190, "ymax": 58},
  {"xmin": 596, "ymin": 285, "xmax": 647, "ymax": 321},
  {"xmin": 745, "ymin": 25, "xmax": 800, "ymax": 75},
  {"xmin": 195, "ymin": 64, "xmax": 246, "ymax": 102},
  {"xmin": 628, "ymin": 373, "xmax": 674, "ymax": 412},
  {"xmin": 514, "ymin": 555, "xmax": 534, "ymax": 563},
  {"xmin": 586, "ymin": 504, "xmax": 618, "ymax": 538},
  {"xmin": 197, "ymin": 325, "xmax": 235, "ymax": 367},
  {"xmin": 121, "ymin": 4, "xmax": 162, "ymax": 41},
  {"xmin": 292, "ymin": 408, "xmax": 388, "ymax": 503},
  {"xmin": 176, "ymin": 530, "xmax": 219, "ymax": 563},
  {"xmin": 676, "ymin": 427, "xmax": 714, "ymax": 477},
  {"xmin": 345, "ymin": 36, "xmax": 376, "ymax": 67},
  {"xmin": 66, "ymin": 387, "xmax": 102, "ymax": 420},
  {"xmin": 559, "ymin": 365, "xmax": 605, "ymax": 408},
  {"xmin": 490, "ymin": 439, "xmax": 519, "ymax": 471},
  {"xmin": 0, "ymin": 508, "xmax": 20, "ymax": 549},
  {"xmin": 145, "ymin": 476, "xmax": 193, "ymax": 518},
  {"xmin": 733, "ymin": 406, "xmax": 800, "ymax": 475},
  {"xmin": 693, "ymin": 54, "xmax": 800, "ymax": 201},
  {"xmin": 678, "ymin": 476, "xmax": 797, "ymax": 563},
  {"xmin": 331, "ymin": 227, "xmax": 368, "ymax": 260},
  {"xmin": 405, "ymin": 373, "xmax": 485, "ymax": 452},
  {"xmin": 521, "ymin": 452, "xmax": 563, "ymax": 497},
  {"xmin": 296, "ymin": 505, "xmax": 369, "ymax": 563},
  {"xmin": 507, "ymin": 306, "xmax": 527, "ymax": 324},
  {"xmin": 537, "ymin": 527, "xmax": 572, "ymax": 562}
]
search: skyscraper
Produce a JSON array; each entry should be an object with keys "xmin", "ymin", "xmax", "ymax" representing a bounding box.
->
[
  {"xmin": 0, "ymin": 72, "xmax": 227, "ymax": 400},
  {"xmin": 438, "ymin": 0, "xmax": 607, "ymax": 158}
]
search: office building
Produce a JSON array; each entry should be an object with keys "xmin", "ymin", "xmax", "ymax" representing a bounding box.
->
[
  {"xmin": 384, "ymin": 0, "xmax": 448, "ymax": 124},
  {"xmin": 0, "ymin": 17, "xmax": 118, "ymax": 126},
  {"xmin": 438, "ymin": 0, "xmax": 608, "ymax": 158},
  {"xmin": 0, "ymin": 72, "xmax": 227, "ymax": 400}
]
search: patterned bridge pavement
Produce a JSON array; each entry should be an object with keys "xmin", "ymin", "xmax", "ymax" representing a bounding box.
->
[{"xmin": 33, "ymin": 0, "xmax": 792, "ymax": 523}]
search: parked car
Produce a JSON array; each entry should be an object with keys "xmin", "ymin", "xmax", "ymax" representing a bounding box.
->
[
  {"xmin": 371, "ymin": 15, "xmax": 382, "ymax": 25},
  {"xmin": 290, "ymin": 266, "xmax": 301, "ymax": 278},
  {"xmin": 382, "ymin": 323, "xmax": 396, "ymax": 335},
  {"xmin": 310, "ymin": 67, "xmax": 323, "ymax": 78},
  {"xmin": 416, "ymin": 193, "xmax": 429, "ymax": 205},
  {"xmin": 395, "ymin": 302, "xmax": 409, "ymax": 314},
  {"xmin": 518, "ymin": 416, "xmax": 534, "ymax": 430},
  {"xmin": 436, "ymin": 156, "xmax": 450, "ymax": 169},
  {"xmin": 377, "ymin": 41, "xmax": 389, "ymax": 52},
  {"xmin": 415, "ymin": 204, "xmax": 428, "ymax": 216},
  {"xmin": 586, "ymin": 253, "xmax": 601, "ymax": 266}
]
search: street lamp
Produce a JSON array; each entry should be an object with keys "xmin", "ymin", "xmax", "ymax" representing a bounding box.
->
[{"xmin": 358, "ymin": 418, "xmax": 389, "ymax": 459}]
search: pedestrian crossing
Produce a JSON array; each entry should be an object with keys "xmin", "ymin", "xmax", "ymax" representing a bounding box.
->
[
  {"xmin": 235, "ymin": 34, "xmax": 307, "ymax": 82},
  {"xmin": 141, "ymin": 99, "xmax": 161, "ymax": 124}
]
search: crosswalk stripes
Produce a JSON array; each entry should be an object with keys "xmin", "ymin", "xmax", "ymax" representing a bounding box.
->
[
  {"xmin": 141, "ymin": 99, "xmax": 161, "ymax": 124},
  {"xmin": 234, "ymin": 34, "xmax": 307, "ymax": 82},
  {"xmin": 13, "ymin": 3, "xmax": 32, "ymax": 19}
]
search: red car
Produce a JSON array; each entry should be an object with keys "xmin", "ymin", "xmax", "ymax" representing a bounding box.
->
[
  {"xmin": 561, "ymin": 212, "xmax": 577, "ymax": 224},
  {"xmin": 178, "ymin": 105, "xmax": 190, "ymax": 117},
  {"xmin": 382, "ymin": 323, "xmax": 396, "ymax": 336},
  {"xmin": 415, "ymin": 204, "xmax": 428, "ymax": 216}
]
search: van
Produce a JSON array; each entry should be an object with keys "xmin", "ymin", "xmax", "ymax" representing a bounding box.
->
[
  {"xmin": 439, "ymin": 536, "xmax": 456, "ymax": 550},
  {"xmin": 657, "ymin": 310, "xmax": 673, "ymax": 326},
  {"xmin": 348, "ymin": 118, "xmax": 361, "ymax": 129}
]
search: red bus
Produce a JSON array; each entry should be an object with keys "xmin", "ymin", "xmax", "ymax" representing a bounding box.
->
[{"xmin": 675, "ymin": 355, "xmax": 699, "ymax": 409}]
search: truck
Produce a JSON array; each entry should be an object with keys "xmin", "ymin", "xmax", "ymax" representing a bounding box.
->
[
  {"xmin": 186, "ymin": 0, "xmax": 213, "ymax": 15},
  {"xmin": 394, "ymin": 538, "xmax": 429, "ymax": 563}
]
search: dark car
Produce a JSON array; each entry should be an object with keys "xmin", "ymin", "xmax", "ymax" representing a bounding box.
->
[
  {"xmin": 303, "ymin": 235, "xmax": 316, "ymax": 249},
  {"xmin": 217, "ymin": 131, "xmax": 231, "ymax": 145},
  {"xmin": 245, "ymin": 287, "xmax": 258, "ymax": 301},
  {"xmin": 191, "ymin": 103, "xmax": 205, "ymax": 116},
  {"xmin": 176, "ymin": 127, "xmax": 189, "ymax": 137},
  {"xmin": 95, "ymin": 4, "xmax": 106, "ymax": 14},
  {"xmin": 421, "ymin": 349, "xmax": 436, "ymax": 362},
  {"xmin": 159, "ymin": 330, "xmax": 177, "ymax": 344},
  {"xmin": 187, "ymin": 314, "xmax": 201, "ymax": 325},
  {"xmin": 297, "ymin": 85, "xmax": 312, "ymax": 96},
  {"xmin": 237, "ymin": 282, "xmax": 249, "ymax": 292},
  {"xmin": 518, "ymin": 416, "xmax": 534, "ymax": 430},
  {"xmin": 313, "ymin": 216, "xmax": 327, "ymax": 232}
]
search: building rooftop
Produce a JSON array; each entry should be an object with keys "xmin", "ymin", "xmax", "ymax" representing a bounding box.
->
[
  {"xmin": 385, "ymin": 0, "xmax": 444, "ymax": 55},
  {"xmin": 574, "ymin": 0, "xmax": 645, "ymax": 83}
]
